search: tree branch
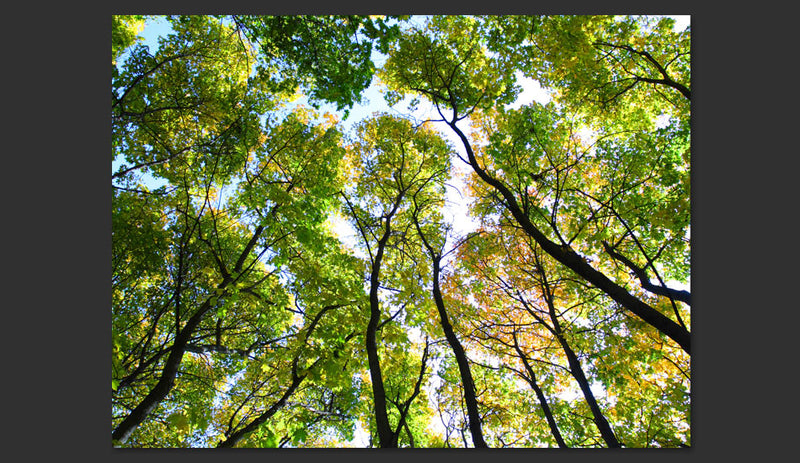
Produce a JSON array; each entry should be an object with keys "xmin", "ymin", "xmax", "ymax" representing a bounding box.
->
[{"xmin": 602, "ymin": 241, "xmax": 690, "ymax": 305}]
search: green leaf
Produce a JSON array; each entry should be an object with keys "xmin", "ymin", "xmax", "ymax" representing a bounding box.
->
[
  {"xmin": 166, "ymin": 412, "xmax": 190, "ymax": 433},
  {"xmin": 291, "ymin": 427, "xmax": 308, "ymax": 444}
]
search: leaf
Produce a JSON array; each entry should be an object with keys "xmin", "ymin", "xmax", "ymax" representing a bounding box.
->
[
  {"xmin": 291, "ymin": 427, "xmax": 308, "ymax": 444},
  {"xmin": 166, "ymin": 412, "xmax": 190, "ymax": 433},
  {"xmin": 262, "ymin": 427, "xmax": 278, "ymax": 448}
]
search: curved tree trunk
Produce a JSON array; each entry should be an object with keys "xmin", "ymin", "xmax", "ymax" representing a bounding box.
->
[
  {"xmin": 112, "ymin": 280, "xmax": 227, "ymax": 444},
  {"xmin": 216, "ymin": 372, "xmax": 305, "ymax": 448},
  {"xmin": 430, "ymin": 257, "xmax": 488, "ymax": 448},
  {"xmin": 216, "ymin": 303, "xmax": 340, "ymax": 448},
  {"xmin": 365, "ymin": 215, "xmax": 399, "ymax": 448}
]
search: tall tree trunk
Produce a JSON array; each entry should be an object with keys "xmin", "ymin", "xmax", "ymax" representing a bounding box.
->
[
  {"xmin": 540, "ymin": 278, "xmax": 621, "ymax": 448},
  {"xmin": 411, "ymin": 203, "xmax": 488, "ymax": 448},
  {"xmin": 558, "ymin": 334, "xmax": 620, "ymax": 448},
  {"xmin": 430, "ymin": 256, "xmax": 488, "ymax": 448},
  {"xmin": 365, "ymin": 218, "xmax": 396, "ymax": 448},
  {"xmin": 342, "ymin": 189, "xmax": 406, "ymax": 448}
]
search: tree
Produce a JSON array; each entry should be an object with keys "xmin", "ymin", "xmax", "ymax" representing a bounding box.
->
[
  {"xmin": 410, "ymin": 199, "xmax": 488, "ymax": 447},
  {"xmin": 340, "ymin": 114, "xmax": 450, "ymax": 447},
  {"xmin": 230, "ymin": 15, "xmax": 405, "ymax": 113},
  {"xmin": 481, "ymin": 16, "xmax": 690, "ymax": 114},
  {"xmin": 462, "ymin": 232, "xmax": 621, "ymax": 447},
  {"xmin": 112, "ymin": 14, "xmax": 690, "ymax": 448}
]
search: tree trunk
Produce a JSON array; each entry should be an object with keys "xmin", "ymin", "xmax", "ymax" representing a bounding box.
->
[
  {"xmin": 512, "ymin": 333, "xmax": 568, "ymax": 448},
  {"xmin": 216, "ymin": 373, "xmax": 305, "ymax": 448},
  {"xmin": 541, "ymin": 280, "xmax": 620, "ymax": 448},
  {"xmin": 365, "ymin": 218, "xmax": 396, "ymax": 448},
  {"xmin": 430, "ymin": 257, "xmax": 488, "ymax": 448},
  {"xmin": 112, "ymin": 290, "xmax": 222, "ymax": 444},
  {"xmin": 559, "ymin": 334, "xmax": 621, "ymax": 448}
]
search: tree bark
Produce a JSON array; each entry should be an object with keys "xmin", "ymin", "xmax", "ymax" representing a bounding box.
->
[
  {"xmin": 592, "ymin": 41, "xmax": 691, "ymax": 101},
  {"xmin": 112, "ymin": 289, "xmax": 224, "ymax": 444},
  {"xmin": 216, "ymin": 303, "xmax": 342, "ymax": 447},
  {"xmin": 559, "ymin": 334, "xmax": 620, "ymax": 448},
  {"xmin": 430, "ymin": 256, "xmax": 488, "ymax": 447},
  {"xmin": 388, "ymin": 340, "xmax": 430, "ymax": 447},
  {"xmin": 216, "ymin": 372, "xmax": 305, "ymax": 448},
  {"xmin": 365, "ymin": 215, "xmax": 398, "ymax": 448},
  {"xmin": 410, "ymin": 200, "xmax": 488, "ymax": 448},
  {"xmin": 602, "ymin": 241, "xmax": 690, "ymax": 305},
  {"xmin": 539, "ymin": 276, "xmax": 620, "ymax": 448}
]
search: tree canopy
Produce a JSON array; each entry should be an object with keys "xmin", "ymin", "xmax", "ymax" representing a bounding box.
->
[{"xmin": 112, "ymin": 14, "xmax": 690, "ymax": 448}]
